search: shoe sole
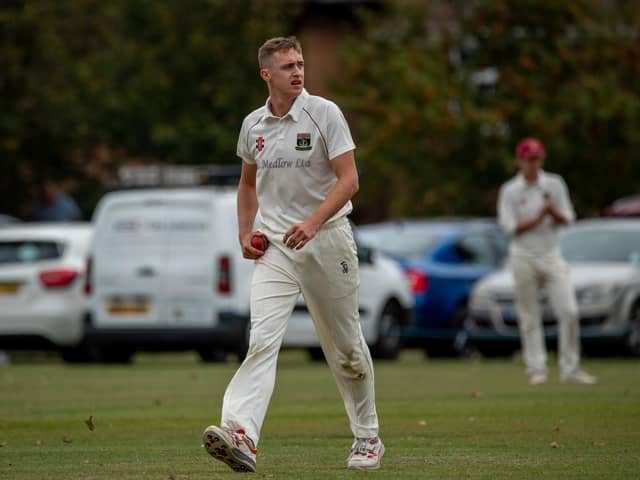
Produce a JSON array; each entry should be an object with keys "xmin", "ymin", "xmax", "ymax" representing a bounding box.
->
[
  {"xmin": 202, "ymin": 426, "xmax": 256, "ymax": 472},
  {"xmin": 347, "ymin": 443, "xmax": 385, "ymax": 471}
]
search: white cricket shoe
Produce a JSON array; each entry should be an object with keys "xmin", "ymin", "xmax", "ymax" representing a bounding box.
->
[
  {"xmin": 529, "ymin": 372, "xmax": 548, "ymax": 385},
  {"xmin": 347, "ymin": 436, "xmax": 385, "ymax": 470},
  {"xmin": 202, "ymin": 425, "xmax": 257, "ymax": 472},
  {"xmin": 562, "ymin": 370, "xmax": 598, "ymax": 385}
]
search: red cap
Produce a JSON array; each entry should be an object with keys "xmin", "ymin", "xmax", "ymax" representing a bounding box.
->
[{"xmin": 515, "ymin": 137, "xmax": 545, "ymax": 159}]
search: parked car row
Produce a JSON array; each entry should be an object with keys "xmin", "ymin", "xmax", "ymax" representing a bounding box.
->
[
  {"xmin": 0, "ymin": 187, "xmax": 414, "ymax": 363},
  {"xmin": 466, "ymin": 218, "xmax": 640, "ymax": 357},
  {"xmin": 2, "ymin": 192, "xmax": 639, "ymax": 363}
]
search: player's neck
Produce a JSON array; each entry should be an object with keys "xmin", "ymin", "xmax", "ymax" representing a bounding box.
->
[{"xmin": 268, "ymin": 91, "xmax": 297, "ymax": 118}]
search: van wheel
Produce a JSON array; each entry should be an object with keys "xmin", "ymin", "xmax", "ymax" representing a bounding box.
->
[
  {"xmin": 371, "ymin": 301, "xmax": 403, "ymax": 360},
  {"xmin": 99, "ymin": 348, "xmax": 134, "ymax": 364},
  {"xmin": 198, "ymin": 348, "xmax": 227, "ymax": 363}
]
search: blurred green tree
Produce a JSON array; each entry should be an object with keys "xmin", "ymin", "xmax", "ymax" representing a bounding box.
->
[
  {"xmin": 0, "ymin": 0, "xmax": 296, "ymax": 218},
  {"xmin": 336, "ymin": 0, "xmax": 640, "ymax": 221}
]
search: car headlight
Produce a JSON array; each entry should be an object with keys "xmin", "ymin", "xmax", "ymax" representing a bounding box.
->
[{"xmin": 576, "ymin": 284, "xmax": 622, "ymax": 306}]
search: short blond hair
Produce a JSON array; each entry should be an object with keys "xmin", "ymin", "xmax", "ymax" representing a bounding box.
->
[{"xmin": 258, "ymin": 36, "xmax": 302, "ymax": 68}]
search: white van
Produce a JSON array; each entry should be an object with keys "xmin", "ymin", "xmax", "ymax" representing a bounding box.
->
[
  {"xmin": 83, "ymin": 188, "xmax": 252, "ymax": 362},
  {"xmin": 83, "ymin": 186, "xmax": 415, "ymax": 363}
]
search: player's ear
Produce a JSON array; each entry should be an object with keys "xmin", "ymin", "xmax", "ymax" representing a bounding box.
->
[{"xmin": 260, "ymin": 68, "xmax": 270, "ymax": 81}]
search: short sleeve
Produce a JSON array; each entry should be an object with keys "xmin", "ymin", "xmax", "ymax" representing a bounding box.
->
[
  {"xmin": 497, "ymin": 184, "xmax": 517, "ymax": 236},
  {"xmin": 325, "ymin": 101, "xmax": 356, "ymax": 160},
  {"xmin": 236, "ymin": 117, "xmax": 255, "ymax": 164}
]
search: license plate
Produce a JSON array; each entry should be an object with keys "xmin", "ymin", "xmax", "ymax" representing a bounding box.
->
[
  {"xmin": 108, "ymin": 303, "xmax": 149, "ymax": 315},
  {"xmin": 0, "ymin": 282, "xmax": 20, "ymax": 295}
]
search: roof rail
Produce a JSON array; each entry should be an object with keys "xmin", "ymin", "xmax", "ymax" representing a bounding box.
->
[{"xmin": 112, "ymin": 164, "xmax": 241, "ymax": 188}]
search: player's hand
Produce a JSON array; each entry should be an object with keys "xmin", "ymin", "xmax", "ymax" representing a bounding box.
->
[
  {"xmin": 283, "ymin": 222, "xmax": 318, "ymax": 250},
  {"xmin": 240, "ymin": 231, "xmax": 265, "ymax": 259}
]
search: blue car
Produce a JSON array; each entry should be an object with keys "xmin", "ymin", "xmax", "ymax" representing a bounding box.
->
[{"xmin": 357, "ymin": 219, "xmax": 508, "ymax": 356}]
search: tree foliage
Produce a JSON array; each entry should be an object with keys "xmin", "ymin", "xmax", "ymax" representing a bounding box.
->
[
  {"xmin": 0, "ymin": 0, "xmax": 296, "ymax": 218},
  {"xmin": 336, "ymin": 0, "xmax": 640, "ymax": 221}
]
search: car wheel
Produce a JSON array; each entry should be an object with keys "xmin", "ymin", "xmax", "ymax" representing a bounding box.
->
[
  {"xmin": 234, "ymin": 319, "xmax": 251, "ymax": 362},
  {"xmin": 424, "ymin": 304, "xmax": 471, "ymax": 358},
  {"xmin": 475, "ymin": 341, "xmax": 518, "ymax": 358},
  {"xmin": 307, "ymin": 347, "xmax": 326, "ymax": 362},
  {"xmin": 626, "ymin": 299, "xmax": 640, "ymax": 356},
  {"xmin": 371, "ymin": 301, "xmax": 403, "ymax": 360}
]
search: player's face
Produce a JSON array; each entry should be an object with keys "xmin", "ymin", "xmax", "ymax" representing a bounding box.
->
[
  {"xmin": 517, "ymin": 155, "xmax": 544, "ymax": 181},
  {"xmin": 262, "ymin": 48, "xmax": 304, "ymax": 97}
]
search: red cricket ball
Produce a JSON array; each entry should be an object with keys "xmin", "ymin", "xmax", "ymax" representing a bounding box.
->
[{"xmin": 250, "ymin": 233, "xmax": 269, "ymax": 251}]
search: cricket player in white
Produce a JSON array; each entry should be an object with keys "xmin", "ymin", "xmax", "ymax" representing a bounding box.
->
[
  {"xmin": 202, "ymin": 36, "xmax": 384, "ymax": 472},
  {"xmin": 498, "ymin": 137, "xmax": 597, "ymax": 386}
]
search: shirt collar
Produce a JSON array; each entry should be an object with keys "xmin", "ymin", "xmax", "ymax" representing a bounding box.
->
[
  {"xmin": 515, "ymin": 170, "xmax": 548, "ymax": 189},
  {"xmin": 263, "ymin": 89, "xmax": 309, "ymax": 122}
]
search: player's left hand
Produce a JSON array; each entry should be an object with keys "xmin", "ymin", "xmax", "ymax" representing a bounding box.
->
[{"xmin": 283, "ymin": 222, "xmax": 318, "ymax": 250}]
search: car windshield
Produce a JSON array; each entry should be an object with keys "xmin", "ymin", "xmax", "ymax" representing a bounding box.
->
[
  {"xmin": 358, "ymin": 227, "xmax": 443, "ymax": 261},
  {"xmin": 561, "ymin": 228, "xmax": 640, "ymax": 263}
]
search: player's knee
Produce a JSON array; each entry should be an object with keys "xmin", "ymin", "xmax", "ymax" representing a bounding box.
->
[{"xmin": 336, "ymin": 350, "xmax": 367, "ymax": 380}]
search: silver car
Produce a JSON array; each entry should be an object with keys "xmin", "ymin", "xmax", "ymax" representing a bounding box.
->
[{"xmin": 466, "ymin": 218, "xmax": 640, "ymax": 357}]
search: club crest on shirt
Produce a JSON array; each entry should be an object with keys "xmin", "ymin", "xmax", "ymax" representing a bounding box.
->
[
  {"xmin": 295, "ymin": 133, "xmax": 312, "ymax": 151},
  {"xmin": 256, "ymin": 136, "xmax": 264, "ymax": 152}
]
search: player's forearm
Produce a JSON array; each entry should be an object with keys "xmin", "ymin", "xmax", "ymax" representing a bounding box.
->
[
  {"xmin": 306, "ymin": 172, "xmax": 358, "ymax": 229},
  {"xmin": 514, "ymin": 210, "xmax": 545, "ymax": 235},
  {"xmin": 237, "ymin": 182, "xmax": 259, "ymax": 240}
]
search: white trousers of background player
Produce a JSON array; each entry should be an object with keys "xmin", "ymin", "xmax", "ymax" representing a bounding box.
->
[
  {"xmin": 510, "ymin": 253, "xmax": 580, "ymax": 378},
  {"xmin": 220, "ymin": 218, "xmax": 379, "ymax": 445}
]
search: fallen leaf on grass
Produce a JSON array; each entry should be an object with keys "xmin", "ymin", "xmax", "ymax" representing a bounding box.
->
[
  {"xmin": 0, "ymin": 441, "xmax": 7, "ymax": 447},
  {"xmin": 418, "ymin": 419, "xmax": 427, "ymax": 427},
  {"xmin": 62, "ymin": 436, "xmax": 73, "ymax": 444},
  {"xmin": 85, "ymin": 415, "xmax": 95, "ymax": 431},
  {"xmin": 592, "ymin": 441, "xmax": 607, "ymax": 447},
  {"xmin": 549, "ymin": 441, "xmax": 560, "ymax": 448},
  {"xmin": 35, "ymin": 440, "xmax": 43, "ymax": 446},
  {"xmin": 470, "ymin": 391, "xmax": 483, "ymax": 398},
  {"xmin": 552, "ymin": 425, "xmax": 560, "ymax": 432}
]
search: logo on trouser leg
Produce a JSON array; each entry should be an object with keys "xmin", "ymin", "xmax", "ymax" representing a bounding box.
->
[{"xmin": 340, "ymin": 261, "xmax": 349, "ymax": 274}]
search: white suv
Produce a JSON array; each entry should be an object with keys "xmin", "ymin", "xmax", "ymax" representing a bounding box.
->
[
  {"xmin": 0, "ymin": 223, "xmax": 93, "ymax": 355},
  {"xmin": 84, "ymin": 187, "xmax": 414, "ymax": 362}
]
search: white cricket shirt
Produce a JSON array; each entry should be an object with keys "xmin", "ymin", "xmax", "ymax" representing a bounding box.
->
[
  {"xmin": 237, "ymin": 89, "xmax": 355, "ymax": 234},
  {"xmin": 497, "ymin": 170, "xmax": 576, "ymax": 257}
]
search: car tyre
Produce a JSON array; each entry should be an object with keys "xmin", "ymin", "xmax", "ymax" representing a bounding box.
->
[
  {"xmin": 626, "ymin": 299, "xmax": 640, "ymax": 356},
  {"xmin": 371, "ymin": 301, "xmax": 403, "ymax": 360},
  {"xmin": 475, "ymin": 341, "xmax": 518, "ymax": 358},
  {"xmin": 307, "ymin": 347, "xmax": 326, "ymax": 362}
]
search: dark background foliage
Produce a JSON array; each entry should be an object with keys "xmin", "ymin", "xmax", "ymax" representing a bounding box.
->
[{"xmin": 1, "ymin": 0, "xmax": 638, "ymax": 221}]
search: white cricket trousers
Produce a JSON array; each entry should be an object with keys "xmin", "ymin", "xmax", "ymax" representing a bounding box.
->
[
  {"xmin": 510, "ymin": 252, "xmax": 581, "ymax": 377},
  {"xmin": 220, "ymin": 217, "xmax": 379, "ymax": 445}
]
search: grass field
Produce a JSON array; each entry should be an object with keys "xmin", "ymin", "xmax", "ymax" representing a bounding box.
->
[{"xmin": 1, "ymin": 350, "xmax": 639, "ymax": 479}]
